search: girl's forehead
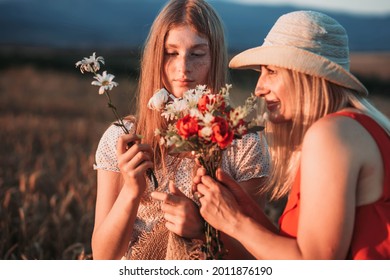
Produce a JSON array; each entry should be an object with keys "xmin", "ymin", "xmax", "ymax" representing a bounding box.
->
[{"xmin": 165, "ymin": 25, "xmax": 208, "ymax": 45}]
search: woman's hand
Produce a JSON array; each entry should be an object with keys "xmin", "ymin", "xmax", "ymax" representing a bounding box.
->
[
  {"xmin": 117, "ymin": 134, "xmax": 154, "ymax": 199},
  {"xmin": 193, "ymin": 168, "xmax": 276, "ymax": 235},
  {"xmin": 151, "ymin": 181, "xmax": 204, "ymax": 239},
  {"xmin": 192, "ymin": 168, "xmax": 245, "ymax": 236}
]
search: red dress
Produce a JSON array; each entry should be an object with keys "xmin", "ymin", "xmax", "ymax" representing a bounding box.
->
[{"xmin": 278, "ymin": 112, "xmax": 390, "ymax": 259}]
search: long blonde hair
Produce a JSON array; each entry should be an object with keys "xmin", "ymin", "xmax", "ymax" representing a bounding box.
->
[
  {"xmin": 264, "ymin": 69, "xmax": 390, "ymax": 200},
  {"xmin": 135, "ymin": 0, "xmax": 228, "ymax": 170}
]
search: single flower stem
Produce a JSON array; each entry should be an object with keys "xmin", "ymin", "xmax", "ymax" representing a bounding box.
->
[
  {"xmin": 90, "ymin": 70, "xmax": 157, "ymax": 189},
  {"xmin": 104, "ymin": 91, "xmax": 129, "ymax": 135}
]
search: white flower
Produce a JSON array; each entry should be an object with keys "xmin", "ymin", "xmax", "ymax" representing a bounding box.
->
[
  {"xmin": 199, "ymin": 126, "xmax": 213, "ymax": 140},
  {"xmin": 201, "ymin": 112, "xmax": 214, "ymax": 125},
  {"xmin": 148, "ymin": 88, "xmax": 169, "ymax": 111},
  {"xmin": 254, "ymin": 111, "xmax": 269, "ymax": 126},
  {"xmin": 183, "ymin": 89, "xmax": 203, "ymax": 108},
  {"xmin": 91, "ymin": 71, "xmax": 118, "ymax": 95},
  {"xmin": 171, "ymin": 98, "xmax": 188, "ymax": 114},
  {"xmin": 194, "ymin": 84, "xmax": 208, "ymax": 94},
  {"xmin": 75, "ymin": 52, "xmax": 105, "ymax": 74}
]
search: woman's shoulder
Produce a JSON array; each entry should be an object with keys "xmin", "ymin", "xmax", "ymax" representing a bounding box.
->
[{"xmin": 303, "ymin": 110, "xmax": 376, "ymax": 158}]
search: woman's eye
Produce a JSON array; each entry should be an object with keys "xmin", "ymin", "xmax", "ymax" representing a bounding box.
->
[
  {"xmin": 266, "ymin": 68, "xmax": 276, "ymax": 75},
  {"xmin": 165, "ymin": 51, "xmax": 178, "ymax": 56}
]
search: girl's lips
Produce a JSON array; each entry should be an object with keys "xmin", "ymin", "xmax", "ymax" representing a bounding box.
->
[{"xmin": 175, "ymin": 80, "xmax": 194, "ymax": 87}]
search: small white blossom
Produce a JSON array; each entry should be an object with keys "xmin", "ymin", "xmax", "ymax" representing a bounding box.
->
[
  {"xmin": 167, "ymin": 135, "xmax": 181, "ymax": 147},
  {"xmin": 183, "ymin": 89, "xmax": 203, "ymax": 108},
  {"xmin": 194, "ymin": 84, "xmax": 208, "ymax": 94},
  {"xmin": 148, "ymin": 88, "xmax": 169, "ymax": 111},
  {"xmin": 75, "ymin": 52, "xmax": 104, "ymax": 73},
  {"xmin": 236, "ymin": 124, "xmax": 247, "ymax": 135},
  {"xmin": 199, "ymin": 126, "xmax": 213, "ymax": 140},
  {"xmin": 91, "ymin": 71, "xmax": 118, "ymax": 95},
  {"xmin": 201, "ymin": 112, "xmax": 214, "ymax": 125},
  {"xmin": 171, "ymin": 98, "xmax": 188, "ymax": 114},
  {"xmin": 254, "ymin": 111, "xmax": 269, "ymax": 126}
]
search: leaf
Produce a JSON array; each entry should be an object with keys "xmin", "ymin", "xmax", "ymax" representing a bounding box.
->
[{"xmin": 247, "ymin": 125, "xmax": 265, "ymax": 133}]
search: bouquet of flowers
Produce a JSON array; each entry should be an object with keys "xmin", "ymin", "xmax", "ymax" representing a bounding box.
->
[
  {"xmin": 148, "ymin": 84, "xmax": 263, "ymax": 259},
  {"xmin": 75, "ymin": 52, "xmax": 158, "ymax": 188}
]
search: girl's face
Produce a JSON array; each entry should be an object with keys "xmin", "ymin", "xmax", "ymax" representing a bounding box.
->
[
  {"xmin": 162, "ymin": 25, "xmax": 211, "ymax": 98},
  {"xmin": 255, "ymin": 65, "xmax": 293, "ymax": 123}
]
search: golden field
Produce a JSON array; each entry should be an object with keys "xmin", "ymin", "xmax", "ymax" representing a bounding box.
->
[{"xmin": 0, "ymin": 51, "xmax": 389, "ymax": 259}]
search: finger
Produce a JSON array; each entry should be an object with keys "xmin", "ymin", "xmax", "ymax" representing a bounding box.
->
[
  {"xmin": 123, "ymin": 150, "xmax": 152, "ymax": 172},
  {"xmin": 196, "ymin": 183, "xmax": 209, "ymax": 197},
  {"xmin": 193, "ymin": 191, "xmax": 204, "ymax": 200},
  {"xmin": 216, "ymin": 168, "xmax": 247, "ymax": 196},
  {"xmin": 169, "ymin": 180, "xmax": 186, "ymax": 198},
  {"xmin": 163, "ymin": 212, "xmax": 176, "ymax": 223},
  {"xmin": 150, "ymin": 191, "xmax": 166, "ymax": 202},
  {"xmin": 164, "ymin": 220, "xmax": 178, "ymax": 235},
  {"xmin": 117, "ymin": 134, "xmax": 140, "ymax": 156},
  {"xmin": 196, "ymin": 167, "xmax": 207, "ymax": 177}
]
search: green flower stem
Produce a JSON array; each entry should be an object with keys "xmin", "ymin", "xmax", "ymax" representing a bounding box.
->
[
  {"xmin": 104, "ymin": 91, "xmax": 129, "ymax": 135},
  {"xmin": 198, "ymin": 150, "xmax": 226, "ymax": 260}
]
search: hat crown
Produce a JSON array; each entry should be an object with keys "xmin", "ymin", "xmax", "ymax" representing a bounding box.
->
[{"xmin": 263, "ymin": 11, "xmax": 350, "ymax": 70}]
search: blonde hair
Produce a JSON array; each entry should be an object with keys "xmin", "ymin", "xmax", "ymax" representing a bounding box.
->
[
  {"xmin": 264, "ymin": 69, "xmax": 390, "ymax": 200},
  {"xmin": 134, "ymin": 0, "xmax": 228, "ymax": 170}
]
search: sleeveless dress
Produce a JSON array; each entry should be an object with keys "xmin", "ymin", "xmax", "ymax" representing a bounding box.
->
[
  {"xmin": 94, "ymin": 120, "xmax": 270, "ymax": 259},
  {"xmin": 279, "ymin": 112, "xmax": 390, "ymax": 259}
]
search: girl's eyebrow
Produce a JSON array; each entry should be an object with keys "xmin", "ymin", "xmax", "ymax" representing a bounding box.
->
[{"xmin": 164, "ymin": 43, "xmax": 209, "ymax": 49}]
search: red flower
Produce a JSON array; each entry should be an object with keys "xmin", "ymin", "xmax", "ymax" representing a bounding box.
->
[
  {"xmin": 176, "ymin": 115, "xmax": 199, "ymax": 139},
  {"xmin": 197, "ymin": 95, "xmax": 210, "ymax": 113},
  {"xmin": 211, "ymin": 116, "xmax": 234, "ymax": 149}
]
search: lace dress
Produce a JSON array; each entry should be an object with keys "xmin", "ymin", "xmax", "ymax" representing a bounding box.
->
[{"xmin": 94, "ymin": 121, "xmax": 270, "ymax": 259}]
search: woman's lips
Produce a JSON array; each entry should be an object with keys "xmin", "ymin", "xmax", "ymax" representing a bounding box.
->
[{"xmin": 266, "ymin": 101, "xmax": 280, "ymax": 112}]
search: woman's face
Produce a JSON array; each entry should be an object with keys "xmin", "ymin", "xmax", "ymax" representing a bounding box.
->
[
  {"xmin": 255, "ymin": 65, "xmax": 293, "ymax": 123},
  {"xmin": 162, "ymin": 25, "xmax": 211, "ymax": 98}
]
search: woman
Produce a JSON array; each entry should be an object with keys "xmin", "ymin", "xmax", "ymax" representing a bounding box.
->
[
  {"xmin": 91, "ymin": 0, "xmax": 269, "ymax": 260},
  {"xmin": 194, "ymin": 10, "xmax": 390, "ymax": 259}
]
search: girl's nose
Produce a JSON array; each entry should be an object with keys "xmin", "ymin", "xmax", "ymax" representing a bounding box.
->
[{"xmin": 177, "ymin": 54, "xmax": 191, "ymax": 74}]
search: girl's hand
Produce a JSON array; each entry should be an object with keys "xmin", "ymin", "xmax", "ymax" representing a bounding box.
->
[
  {"xmin": 151, "ymin": 181, "xmax": 204, "ymax": 239},
  {"xmin": 117, "ymin": 134, "xmax": 154, "ymax": 198}
]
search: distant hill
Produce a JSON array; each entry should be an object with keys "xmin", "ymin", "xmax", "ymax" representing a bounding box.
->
[{"xmin": 1, "ymin": 0, "xmax": 390, "ymax": 52}]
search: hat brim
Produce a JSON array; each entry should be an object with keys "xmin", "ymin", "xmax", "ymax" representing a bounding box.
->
[{"xmin": 229, "ymin": 45, "xmax": 368, "ymax": 96}]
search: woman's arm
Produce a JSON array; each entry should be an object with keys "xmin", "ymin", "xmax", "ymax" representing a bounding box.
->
[{"xmin": 195, "ymin": 117, "xmax": 363, "ymax": 259}]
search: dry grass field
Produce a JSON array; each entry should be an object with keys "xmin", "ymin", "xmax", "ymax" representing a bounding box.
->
[{"xmin": 0, "ymin": 50, "xmax": 389, "ymax": 259}]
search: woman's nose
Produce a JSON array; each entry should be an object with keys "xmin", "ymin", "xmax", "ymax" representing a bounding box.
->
[{"xmin": 254, "ymin": 75, "xmax": 269, "ymax": 97}]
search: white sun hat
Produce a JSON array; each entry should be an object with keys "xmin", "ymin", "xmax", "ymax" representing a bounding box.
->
[{"xmin": 229, "ymin": 10, "xmax": 368, "ymax": 96}]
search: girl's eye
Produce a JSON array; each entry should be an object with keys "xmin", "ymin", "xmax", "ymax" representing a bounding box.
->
[{"xmin": 191, "ymin": 52, "xmax": 205, "ymax": 57}]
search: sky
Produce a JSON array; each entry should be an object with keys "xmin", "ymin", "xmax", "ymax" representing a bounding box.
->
[{"xmin": 224, "ymin": 0, "xmax": 390, "ymax": 15}]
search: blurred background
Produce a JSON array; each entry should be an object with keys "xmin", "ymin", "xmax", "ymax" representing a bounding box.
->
[{"xmin": 1, "ymin": 0, "xmax": 389, "ymax": 259}]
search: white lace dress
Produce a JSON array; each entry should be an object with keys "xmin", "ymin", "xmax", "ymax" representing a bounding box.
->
[{"xmin": 94, "ymin": 121, "xmax": 270, "ymax": 259}]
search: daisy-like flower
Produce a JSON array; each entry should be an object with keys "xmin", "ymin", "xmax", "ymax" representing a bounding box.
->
[
  {"xmin": 91, "ymin": 71, "xmax": 118, "ymax": 95},
  {"xmin": 148, "ymin": 88, "xmax": 169, "ymax": 111},
  {"xmin": 76, "ymin": 52, "xmax": 158, "ymax": 189},
  {"xmin": 75, "ymin": 52, "xmax": 104, "ymax": 74}
]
